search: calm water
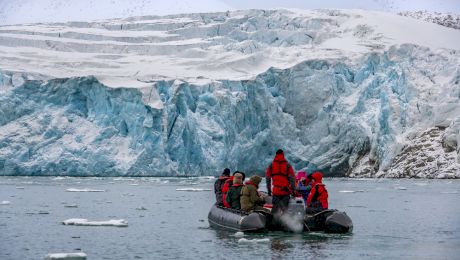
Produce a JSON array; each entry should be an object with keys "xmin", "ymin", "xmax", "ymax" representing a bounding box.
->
[{"xmin": 1, "ymin": 177, "xmax": 459, "ymax": 259}]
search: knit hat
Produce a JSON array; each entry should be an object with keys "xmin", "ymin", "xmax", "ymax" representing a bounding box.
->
[
  {"xmin": 222, "ymin": 168, "xmax": 230, "ymax": 176},
  {"xmin": 249, "ymin": 175, "xmax": 262, "ymax": 185}
]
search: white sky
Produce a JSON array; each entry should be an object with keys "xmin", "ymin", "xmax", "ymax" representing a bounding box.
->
[{"xmin": 0, "ymin": 0, "xmax": 459, "ymax": 25}]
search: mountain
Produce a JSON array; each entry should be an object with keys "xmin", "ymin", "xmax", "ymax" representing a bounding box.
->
[{"xmin": 0, "ymin": 9, "xmax": 459, "ymax": 177}]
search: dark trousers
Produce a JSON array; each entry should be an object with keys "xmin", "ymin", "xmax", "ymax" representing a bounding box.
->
[{"xmin": 272, "ymin": 195, "xmax": 290, "ymax": 215}]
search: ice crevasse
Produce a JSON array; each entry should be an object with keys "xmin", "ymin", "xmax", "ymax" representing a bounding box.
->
[
  {"xmin": 1, "ymin": 44, "xmax": 459, "ymax": 177},
  {"xmin": 0, "ymin": 9, "xmax": 459, "ymax": 178}
]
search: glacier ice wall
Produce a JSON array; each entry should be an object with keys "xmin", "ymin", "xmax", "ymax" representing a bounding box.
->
[{"xmin": 0, "ymin": 44, "xmax": 459, "ymax": 176}]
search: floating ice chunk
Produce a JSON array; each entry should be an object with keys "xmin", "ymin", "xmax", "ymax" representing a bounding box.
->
[
  {"xmin": 45, "ymin": 252, "xmax": 87, "ymax": 259},
  {"xmin": 234, "ymin": 232, "xmax": 244, "ymax": 238},
  {"xmin": 66, "ymin": 188, "xmax": 105, "ymax": 192},
  {"xmin": 395, "ymin": 187, "xmax": 407, "ymax": 190},
  {"xmin": 113, "ymin": 178, "xmax": 136, "ymax": 181},
  {"xmin": 52, "ymin": 177, "xmax": 67, "ymax": 180},
  {"xmin": 1, "ymin": 201, "xmax": 11, "ymax": 205},
  {"xmin": 176, "ymin": 188, "xmax": 212, "ymax": 192},
  {"xmin": 64, "ymin": 204, "xmax": 78, "ymax": 208},
  {"xmin": 62, "ymin": 218, "xmax": 128, "ymax": 227},
  {"xmin": 238, "ymin": 238, "xmax": 270, "ymax": 244},
  {"xmin": 128, "ymin": 183, "xmax": 139, "ymax": 186},
  {"xmin": 338, "ymin": 190, "xmax": 359, "ymax": 193},
  {"xmin": 414, "ymin": 183, "xmax": 428, "ymax": 186},
  {"xmin": 440, "ymin": 191, "xmax": 459, "ymax": 194},
  {"xmin": 135, "ymin": 206, "xmax": 147, "ymax": 210}
]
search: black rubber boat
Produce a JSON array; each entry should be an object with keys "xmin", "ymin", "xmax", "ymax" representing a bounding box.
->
[
  {"xmin": 304, "ymin": 209, "xmax": 353, "ymax": 233},
  {"xmin": 208, "ymin": 204, "xmax": 267, "ymax": 232},
  {"xmin": 208, "ymin": 197, "xmax": 353, "ymax": 234}
]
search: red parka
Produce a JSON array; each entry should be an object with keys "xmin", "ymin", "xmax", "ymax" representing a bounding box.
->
[
  {"xmin": 221, "ymin": 176, "xmax": 233, "ymax": 208},
  {"xmin": 306, "ymin": 172, "xmax": 328, "ymax": 209},
  {"xmin": 266, "ymin": 153, "xmax": 295, "ymax": 196}
]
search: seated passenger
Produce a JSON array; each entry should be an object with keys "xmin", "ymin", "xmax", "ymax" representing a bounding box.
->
[
  {"xmin": 240, "ymin": 175, "xmax": 265, "ymax": 212},
  {"xmin": 296, "ymin": 171, "xmax": 312, "ymax": 204},
  {"xmin": 226, "ymin": 172, "xmax": 245, "ymax": 210},
  {"xmin": 306, "ymin": 172, "xmax": 328, "ymax": 210},
  {"xmin": 222, "ymin": 171, "xmax": 242, "ymax": 208},
  {"xmin": 214, "ymin": 168, "xmax": 231, "ymax": 206}
]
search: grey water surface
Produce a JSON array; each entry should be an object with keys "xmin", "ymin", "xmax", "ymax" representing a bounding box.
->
[{"xmin": 1, "ymin": 177, "xmax": 459, "ymax": 259}]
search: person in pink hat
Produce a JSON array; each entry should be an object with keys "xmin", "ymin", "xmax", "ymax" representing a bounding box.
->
[{"xmin": 295, "ymin": 171, "xmax": 312, "ymax": 204}]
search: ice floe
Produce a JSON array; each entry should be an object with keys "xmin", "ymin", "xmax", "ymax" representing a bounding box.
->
[
  {"xmin": 62, "ymin": 218, "xmax": 128, "ymax": 227},
  {"xmin": 176, "ymin": 188, "xmax": 211, "ymax": 192},
  {"xmin": 238, "ymin": 238, "xmax": 270, "ymax": 244},
  {"xmin": 45, "ymin": 252, "xmax": 87, "ymax": 260},
  {"xmin": 338, "ymin": 190, "xmax": 365, "ymax": 193},
  {"xmin": 234, "ymin": 232, "xmax": 244, "ymax": 238},
  {"xmin": 0, "ymin": 200, "xmax": 11, "ymax": 205},
  {"xmin": 66, "ymin": 188, "xmax": 105, "ymax": 192},
  {"xmin": 64, "ymin": 204, "xmax": 79, "ymax": 208}
]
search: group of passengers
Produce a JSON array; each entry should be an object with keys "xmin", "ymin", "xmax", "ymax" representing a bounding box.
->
[{"xmin": 214, "ymin": 149, "xmax": 328, "ymax": 214}]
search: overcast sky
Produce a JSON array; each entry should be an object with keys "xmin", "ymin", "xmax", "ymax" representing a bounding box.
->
[{"xmin": 1, "ymin": 0, "xmax": 459, "ymax": 25}]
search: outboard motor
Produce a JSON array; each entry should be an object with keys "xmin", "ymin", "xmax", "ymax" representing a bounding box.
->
[
  {"xmin": 280, "ymin": 197, "xmax": 306, "ymax": 232},
  {"xmin": 324, "ymin": 211, "xmax": 353, "ymax": 233}
]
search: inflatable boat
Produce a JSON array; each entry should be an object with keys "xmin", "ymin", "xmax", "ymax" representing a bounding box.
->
[
  {"xmin": 208, "ymin": 204, "xmax": 267, "ymax": 232},
  {"xmin": 208, "ymin": 197, "xmax": 353, "ymax": 233}
]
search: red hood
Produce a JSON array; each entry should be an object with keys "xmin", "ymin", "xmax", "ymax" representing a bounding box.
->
[
  {"xmin": 273, "ymin": 153, "xmax": 287, "ymax": 162},
  {"xmin": 311, "ymin": 172, "xmax": 323, "ymax": 183}
]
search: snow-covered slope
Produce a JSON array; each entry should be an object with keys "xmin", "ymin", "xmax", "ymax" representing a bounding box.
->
[
  {"xmin": 398, "ymin": 11, "xmax": 460, "ymax": 30},
  {"xmin": 0, "ymin": 9, "xmax": 459, "ymax": 177}
]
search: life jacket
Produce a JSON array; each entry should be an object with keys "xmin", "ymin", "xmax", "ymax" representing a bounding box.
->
[
  {"xmin": 214, "ymin": 175, "xmax": 230, "ymax": 205},
  {"xmin": 221, "ymin": 176, "xmax": 234, "ymax": 208},
  {"xmin": 307, "ymin": 183, "xmax": 328, "ymax": 209},
  {"xmin": 267, "ymin": 154, "xmax": 293, "ymax": 196}
]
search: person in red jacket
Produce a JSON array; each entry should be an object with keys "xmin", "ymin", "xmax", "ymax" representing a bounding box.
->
[
  {"xmin": 306, "ymin": 172, "xmax": 328, "ymax": 210},
  {"xmin": 222, "ymin": 171, "xmax": 245, "ymax": 208},
  {"xmin": 266, "ymin": 149, "xmax": 296, "ymax": 215},
  {"xmin": 214, "ymin": 168, "xmax": 231, "ymax": 206}
]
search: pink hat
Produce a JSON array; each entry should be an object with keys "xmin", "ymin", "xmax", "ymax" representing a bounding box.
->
[{"xmin": 296, "ymin": 171, "xmax": 307, "ymax": 181}]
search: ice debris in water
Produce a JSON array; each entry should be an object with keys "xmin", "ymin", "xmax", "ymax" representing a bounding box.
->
[
  {"xmin": 176, "ymin": 188, "xmax": 211, "ymax": 192},
  {"xmin": 234, "ymin": 232, "xmax": 244, "ymax": 238},
  {"xmin": 62, "ymin": 218, "xmax": 128, "ymax": 227},
  {"xmin": 339, "ymin": 190, "xmax": 364, "ymax": 193},
  {"xmin": 64, "ymin": 204, "xmax": 78, "ymax": 208},
  {"xmin": 395, "ymin": 187, "xmax": 408, "ymax": 190},
  {"xmin": 0, "ymin": 200, "xmax": 11, "ymax": 205},
  {"xmin": 45, "ymin": 252, "xmax": 87, "ymax": 260},
  {"xmin": 66, "ymin": 188, "xmax": 105, "ymax": 192},
  {"xmin": 238, "ymin": 238, "xmax": 270, "ymax": 244}
]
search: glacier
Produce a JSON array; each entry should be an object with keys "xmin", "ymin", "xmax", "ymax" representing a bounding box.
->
[{"xmin": 0, "ymin": 9, "xmax": 459, "ymax": 177}]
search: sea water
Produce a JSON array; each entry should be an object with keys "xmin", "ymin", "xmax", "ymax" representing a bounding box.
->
[{"xmin": 1, "ymin": 177, "xmax": 459, "ymax": 259}]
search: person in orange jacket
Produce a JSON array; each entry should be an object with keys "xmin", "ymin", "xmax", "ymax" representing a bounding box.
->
[
  {"xmin": 266, "ymin": 149, "xmax": 296, "ymax": 215},
  {"xmin": 306, "ymin": 172, "xmax": 328, "ymax": 209}
]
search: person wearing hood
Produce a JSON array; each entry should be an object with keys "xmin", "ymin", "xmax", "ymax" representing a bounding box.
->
[
  {"xmin": 306, "ymin": 171, "xmax": 328, "ymax": 209},
  {"xmin": 214, "ymin": 168, "xmax": 230, "ymax": 206},
  {"xmin": 226, "ymin": 172, "xmax": 245, "ymax": 210},
  {"xmin": 266, "ymin": 149, "xmax": 296, "ymax": 215},
  {"xmin": 222, "ymin": 171, "xmax": 244, "ymax": 208},
  {"xmin": 240, "ymin": 175, "xmax": 265, "ymax": 212},
  {"xmin": 296, "ymin": 171, "xmax": 312, "ymax": 204}
]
